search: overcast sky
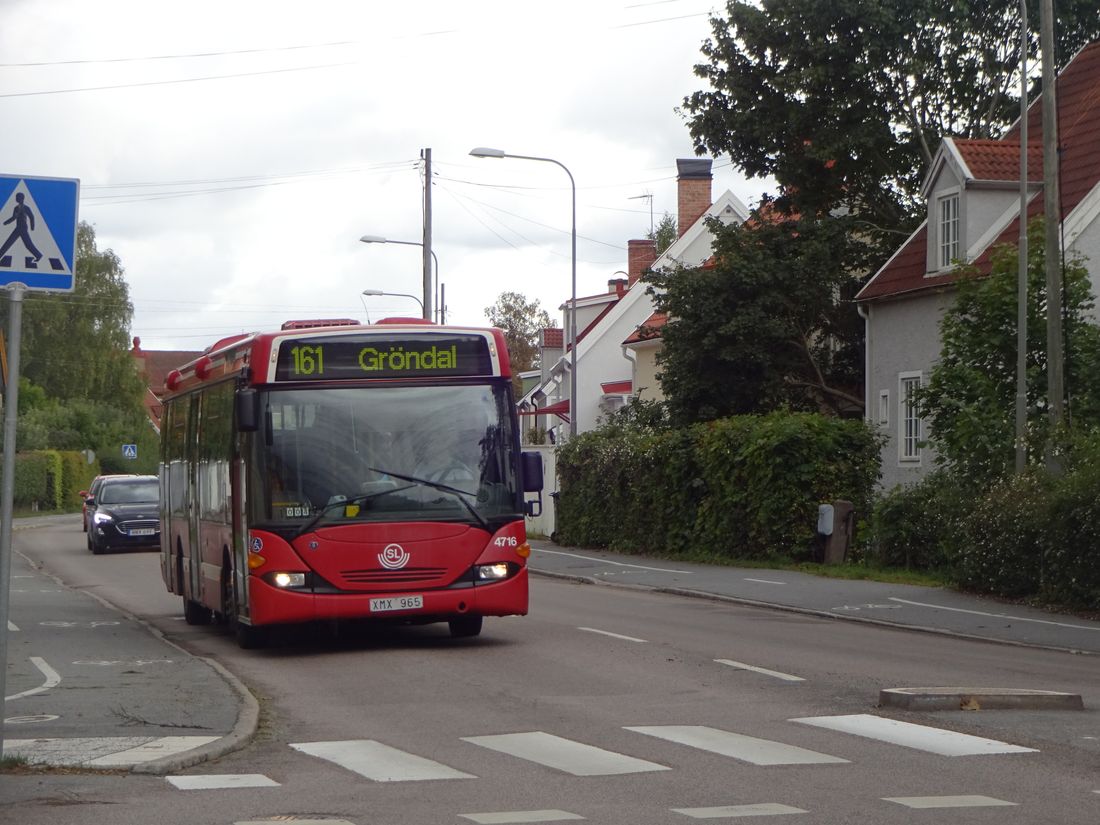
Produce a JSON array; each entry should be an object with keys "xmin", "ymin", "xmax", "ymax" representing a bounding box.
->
[{"xmin": 2, "ymin": 0, "xmax": 773, "ymax": 352}]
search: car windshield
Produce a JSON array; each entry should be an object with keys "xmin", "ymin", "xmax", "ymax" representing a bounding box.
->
[
  {"xmin": 99, "ymin": 479, "xmax": 158, "ymax": 504},
  {"xmin": 247, "ymin": 383, "xmax": 521, "ymax": 531}
]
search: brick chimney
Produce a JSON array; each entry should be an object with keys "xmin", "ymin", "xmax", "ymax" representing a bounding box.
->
[
  {"xmin": 677, "ymin": 158, "xmax": 713, "ymax": 238},
  {"xmin": 608, "ymin": 278, "xmax": 627, "ymax": 297},
  {"xmin": 627, "ymin": 239, "xmax": 657, "ymax": 287}
]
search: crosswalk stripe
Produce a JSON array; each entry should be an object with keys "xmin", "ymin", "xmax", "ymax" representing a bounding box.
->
[
  {"xmin": 883, "ymin": 795, "xmax": 1017, "ymax": 809},
  {"xmin": 672, "ymin": 803, "xmax": 809, "ymax": 818},
  {"xmin": 289, "ymin": 739, "xmax": 476, "ymax": 781},
  {"xmin": 86, "ymin": 735, "xmax": 221, "ymax": 767},
  {"xmin": 167, "ymin": 774, "xmax": 280, "ymax": 790},
  {"xmin": 791, "ymin": 714, "xmax": 1037, "ymax": 756},
  {"xmin": 625, "ymin": 726, "xmax": 847, "ymax": 765},
  {"xmin": 462, "ymin": 731, "xmax": 670, "ymax": 776}
]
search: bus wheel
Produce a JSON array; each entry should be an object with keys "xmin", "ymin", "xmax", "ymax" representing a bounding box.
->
[
  {"xmin": 221, "ymin": 565, "xmax": 266, "ymax": 649},
  {"xmin": 448, "ymin": 615, "xmax": 483, "ymax": 638},
  {"xmin": 183, "ymin": 597, "xmax": 212, "ymax": 626}
]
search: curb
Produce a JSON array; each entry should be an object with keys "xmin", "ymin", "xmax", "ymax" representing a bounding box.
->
[{"xmin": 879, "ymin": 686, "xmax": 1085, "ymax": 711}]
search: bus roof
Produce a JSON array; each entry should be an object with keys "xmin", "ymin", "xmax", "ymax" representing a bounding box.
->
[{"xmin": 162, "ymin": 321, "xmax": 512, "ymax": 396}]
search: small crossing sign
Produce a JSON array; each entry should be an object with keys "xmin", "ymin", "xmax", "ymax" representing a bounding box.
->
[
  {"xmin": 122, "ymin": 444, "xmax": 137, "ymax": 460},
  {"xmin": 0, "ymin": 174, "xmax": 79, "ymax": 292}
]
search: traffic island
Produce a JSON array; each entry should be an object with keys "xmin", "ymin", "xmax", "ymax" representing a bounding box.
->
[{"xmin": 880, "ymin": 687, "xmax": 1084, "ymax": 711}]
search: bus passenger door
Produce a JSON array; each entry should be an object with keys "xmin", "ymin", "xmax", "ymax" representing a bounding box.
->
[{"xmin": 185, "ymin": 393, "xmax": 203, "ymax": 602}]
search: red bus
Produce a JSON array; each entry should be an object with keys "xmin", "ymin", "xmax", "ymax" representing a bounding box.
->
[{"xmin": 158, "ymin": 319, "xmax": 543, "ymax": 648}]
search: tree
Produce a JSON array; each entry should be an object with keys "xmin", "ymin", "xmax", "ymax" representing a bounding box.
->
[
  {"xmin": 484, "ymin": 291, "xmax": 552, "ymax": 395},
  {"xmin": 683, "ymin": 0, "xmax": 1100, "ymax": 228},
  {"xmin": 1, "ymin": 222, "xmax": 145, "ymax": 407},
  {"xmin": 649, "ymin": 213, "xmax": 866, "ymax": 425},
  {"xmin": 916, "ymin": 219, "xmax": 1100, "ymax": 482},
  {"xmin": 649, "ymin": 213, "xmax": 678, "ymax": 256}
]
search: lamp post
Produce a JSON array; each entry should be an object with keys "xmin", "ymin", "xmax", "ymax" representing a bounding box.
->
[
  {"xmin": 358, "ymin": 235, "xmax": 438, "ymax": 322},
  {"xmin": 362, "ymin": 288, "xmax": 424, "ymax": 316},
  {"xmin": 469, "ymin": 147, "xmax": 577, "ymax": 438}
]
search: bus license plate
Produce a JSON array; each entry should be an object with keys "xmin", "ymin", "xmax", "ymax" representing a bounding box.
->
[
  {"xmin": 129, "ymin": 528, "xmax": 156, "ymax": 536},
  {"xmin": 370, "ymin": 595, "xmax": 423, "ymax": 613}
]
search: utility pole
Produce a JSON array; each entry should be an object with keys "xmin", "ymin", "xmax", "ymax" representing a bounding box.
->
[
  {"xmin": 421, "ymin": 148, "xmax": 433, "ymax": 322},
  {"xmin": 1015, "ymin": 0, "xmax": 1029, "ymax": 474},
  {"xmin": 1039, "ymin": 0, "xmax": 1063, "ymax": 472}
]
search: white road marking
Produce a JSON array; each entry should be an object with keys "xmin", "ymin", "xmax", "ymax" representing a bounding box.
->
[
  {"xmin": 5, "ymin": 656, "xmax": 61, "ymax": 700},
  {"xmin": 535, "ymin": 547, "xmax": 694, "ymax": 574},
  {"xmin": 626, "ymin": 726, "xmax": 847, "ymax": 765},
  {"xmin": 237, "ymin": 821, "xmax": 355, "ymax": 825},
  {"xmin": 577, "ymin": 627, "xmax": 647, "ymax": 643},
  {"xmin": 883, "ymin": 795, "xmax": 1017, "ymax": 809},
  {"xmin": 792, "ymin": 714, "xmax": 1037, "ymax": 756},
  {"xmin": 459, "ymin": 811, "xmax": 585, "ymax": 824},
  {"xmin": 167, "ymin": 774, "xmax": 280, "ymax": 790},
  {"xmin": 714, "ymin": 659, "xmax": 804, "ymax": 682},
  {"xmin": 7, "ymin": 620, "xmax": 17, "ymax": 631},
  {"xmin": 290, "ymin": 739, "xmax": 475, "ymax": 781},
  {"xmin": 672, "ymin": 803, "xmax": 808, "ymax": 818},
  {"xmin": 888, "ymin": 597, "xmax": 1100, "ymax": 630},
  {"xmin": 463, "ymin": 731, "xmax": 670, "ymax": 776},
  {"xmin": 743, "ymin": 578, "xmax": 786, "ymax": 585}
]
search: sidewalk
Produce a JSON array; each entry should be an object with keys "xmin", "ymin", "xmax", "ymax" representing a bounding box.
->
[
  {"xmin": 527, "ymin": 540, "xmax": 1100, "ymax": 655},
  {"xmin": 3, "ymin": 517, "xmax": 257, "ymax": 773}
]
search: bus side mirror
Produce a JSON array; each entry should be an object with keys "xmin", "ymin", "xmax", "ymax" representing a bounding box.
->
[
  {"xmin": 521, "ymin": 451, "xmax": 543, "ymax": 493},
  {"xmin": 236, "ymin": 388, "xmax": 260, "ymax": 432}
]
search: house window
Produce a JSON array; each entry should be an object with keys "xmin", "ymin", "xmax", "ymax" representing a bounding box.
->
[
  {"xmin": 938, "ymin": 194, "xmax": 959, "ymax": 269},
  {"xmin": 878, "ymin": 390, "xmax": 890, "ymax": 427},
  {"xmin": 899, "ymin": 373, "xmax": 922, "ymax": 461}
]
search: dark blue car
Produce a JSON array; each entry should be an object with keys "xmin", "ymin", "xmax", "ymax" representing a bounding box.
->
[{"xmin": 86, "ymin": 475, "xmax": 160, "ymax": 555}]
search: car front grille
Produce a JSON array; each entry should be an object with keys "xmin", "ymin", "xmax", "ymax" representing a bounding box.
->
[{"xmin": 339, "ymin": 567, "xmax": 449, "ymax": 586}]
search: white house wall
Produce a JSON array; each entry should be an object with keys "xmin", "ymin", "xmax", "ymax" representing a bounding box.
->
[{"xmin": 866, "ymin": 291, "xmax": 951, "ymax": 490}]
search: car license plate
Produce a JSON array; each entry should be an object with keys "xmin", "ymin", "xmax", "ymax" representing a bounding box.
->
[
  {"xmin": 370, "ymin": 595, "xmax": 423, "ymax": 613},
  {"xmin": 129, "ymin": 528, "xmax": 156, "ymax": 536}
]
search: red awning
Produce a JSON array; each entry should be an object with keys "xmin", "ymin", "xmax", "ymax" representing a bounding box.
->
[{"xmin": 519, "ymin": 399, "xmax": 570, "ymax": 422}]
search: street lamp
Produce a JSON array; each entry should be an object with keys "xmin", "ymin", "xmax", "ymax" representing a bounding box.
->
[
  {"xmin": 361, "ymin": 288, "xmax": 424, "ymax": 316},
  {"xmin": 469, "ymin": 147, "xmax": 577, "ymax": 438},
  {"xmin": 358, "ymin": 235, "xmax": 439, "ymax": 322}
]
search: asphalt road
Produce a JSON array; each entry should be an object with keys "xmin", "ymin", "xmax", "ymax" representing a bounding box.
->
[{"xmin": 3, "ymin": 516, "xmax": 1100, "ymax": 825}]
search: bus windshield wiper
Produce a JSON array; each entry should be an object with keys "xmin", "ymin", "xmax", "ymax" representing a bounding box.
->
[
  {"xmin": 294, "ymin": 484, "xmax": 414, "ymax": 537},
  {"xmin": 366, "ymin": 466, "xmax": 490, "ymax": 531}
]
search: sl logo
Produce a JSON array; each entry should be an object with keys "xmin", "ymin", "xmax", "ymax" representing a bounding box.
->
[{"xmin": 378, "ymin": 543, "xmax": 410, "ymax": 570}]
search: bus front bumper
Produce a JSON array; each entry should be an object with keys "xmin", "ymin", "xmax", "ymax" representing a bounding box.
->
[{"xmin": 246, "ymin": 566, "xmax": 528, "ymax": 627}]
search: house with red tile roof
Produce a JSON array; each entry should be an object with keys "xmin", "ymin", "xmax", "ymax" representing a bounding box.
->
[
  {"xmin": 517, "ymin": 159, "xmax": 749, "ymax": 439},
  {"xmin": 130, "ymin": 337, "xmax": 203, "ymax": 433},
  {"xmin": 855, "ymin": 39, "xmax": 1100, "ymax": 489}
]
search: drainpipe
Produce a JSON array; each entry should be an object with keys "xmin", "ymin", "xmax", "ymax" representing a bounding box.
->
[{"xmin": 856, "ymin": 302, "xmax": 871, "ymax": 424}]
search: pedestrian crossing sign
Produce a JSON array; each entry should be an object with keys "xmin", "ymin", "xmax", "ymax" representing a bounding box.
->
[
  {"xmin": 122, "ymin": 444, "xmax": 137, "ymax": 460},
  {"xmin": 0, "ymin": 174, "xmax": 79, "ymax": 292}
]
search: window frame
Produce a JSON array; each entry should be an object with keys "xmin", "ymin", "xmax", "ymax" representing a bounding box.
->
[
  {"xmin": 898, "ymin": 372, "xmax": 923, "ymax": 463},
  {"xmin": 937, "ymin": 191, "xmax": 961, "ymax": 270}
]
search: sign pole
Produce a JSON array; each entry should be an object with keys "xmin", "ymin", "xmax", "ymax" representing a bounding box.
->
[{"xmin": 0, "ymin": 282, "xmax": 26, "ymax": 760}]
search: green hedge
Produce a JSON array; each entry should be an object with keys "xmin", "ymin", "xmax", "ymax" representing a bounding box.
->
[
  {"xmin": 6, "ymin": 450, "xmax": 100, "ymax": 511},
  {"xmin": 869, "ymin": 448, "xmax": 1100, "ymax": 610},
  {"xmin": 556, "ymin": 412, "xmax": 881, "ymax": 561}
]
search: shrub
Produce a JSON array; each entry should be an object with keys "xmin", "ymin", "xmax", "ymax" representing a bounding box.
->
[
  {"xmin": 949, "ymin": 471, "xmax": 1050, "ymax": 597},
  {"xmin": 868, "ymin": 470, "xmax": 969, "ymax": 570}
]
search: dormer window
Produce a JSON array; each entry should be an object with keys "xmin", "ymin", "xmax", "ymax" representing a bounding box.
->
[{"xmin": 938, "ymin": 193, "xmax": 960, "ymax": 269}]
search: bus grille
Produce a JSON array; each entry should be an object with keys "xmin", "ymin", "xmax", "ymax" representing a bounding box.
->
[{"xmin": 340, "ymin": 567, "xmax": 449, "ymax": 586}]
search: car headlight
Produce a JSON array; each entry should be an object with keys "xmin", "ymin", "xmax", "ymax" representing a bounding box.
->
[
  {"xmin": 475, "ymin": 562, "xmax": 511, "ymax": 581},
  {"xmin": 93, "ymin": 511, "xmax": 114, "ymax": 525}
]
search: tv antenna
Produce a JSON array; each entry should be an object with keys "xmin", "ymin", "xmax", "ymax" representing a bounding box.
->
[{"xmin": 629, "ymin": 191, "xmax": 654, "ymax": 237}]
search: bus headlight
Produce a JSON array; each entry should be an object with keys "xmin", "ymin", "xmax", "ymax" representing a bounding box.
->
[
  {"xmin": 271, "ymin": 572, "xmax": 306, "ymax": 588},
  {"xmin": 475, "ymin": 563, "xmax": 511, "ymax": 581}
]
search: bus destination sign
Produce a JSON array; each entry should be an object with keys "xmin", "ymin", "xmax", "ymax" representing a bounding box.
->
[{"xmin": 275, "ymin": 333, "xmax": 494, "ymax": 381}]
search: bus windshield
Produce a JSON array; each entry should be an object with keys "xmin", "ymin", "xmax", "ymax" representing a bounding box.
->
[{"xmin": 247, "ymin": 383, "xmax": 521, "ymax": 532}]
